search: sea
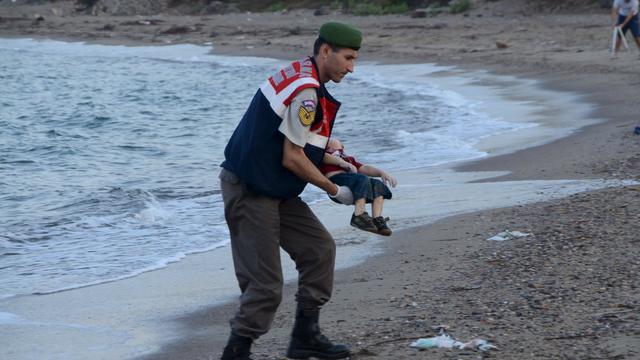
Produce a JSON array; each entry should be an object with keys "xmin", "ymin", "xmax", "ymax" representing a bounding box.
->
[{"xmin": 0, "ymin": 38, "xmax": 534, "ymax": 299}]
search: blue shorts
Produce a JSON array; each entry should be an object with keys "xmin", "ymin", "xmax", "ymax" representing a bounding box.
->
[
  {"xmin": 329, "ymin": 173, "xmax": 392, "ymax": 204},
  {"xmin": 618, "ymin": 14, "xmax": 640, "ymax": 38}
]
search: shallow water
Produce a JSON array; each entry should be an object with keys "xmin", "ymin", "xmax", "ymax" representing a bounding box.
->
[{"xmin": 0, "ymin": 38, "xmax": 532, "ymax": 298}]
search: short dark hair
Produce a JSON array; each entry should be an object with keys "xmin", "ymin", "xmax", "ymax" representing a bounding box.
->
[{"xmin": 313, "ymin": 37, "xmax": 340, "ymax": 56}]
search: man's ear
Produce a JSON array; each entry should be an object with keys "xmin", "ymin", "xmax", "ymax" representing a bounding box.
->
[{"xmin": 320, "ymin": 43, "xmax": 331, "ymax": 58}]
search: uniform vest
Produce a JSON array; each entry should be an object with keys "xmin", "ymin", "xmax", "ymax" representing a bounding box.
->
[{"xmin": 221, "ymin": 57, "xmax": 341, "ymax": 199}]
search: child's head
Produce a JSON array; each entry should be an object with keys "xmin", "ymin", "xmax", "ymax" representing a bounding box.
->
[{"xmin": 327, "ymin": 138, "xmax": 344, "ymax": 153}]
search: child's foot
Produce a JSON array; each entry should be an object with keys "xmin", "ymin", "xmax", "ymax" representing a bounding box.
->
[
  {"xmin": 350, "ymin": 212, "xmax": 377, "ymax": 233},
  {"xmin": 373, "ymin": 216, "xmax": 392, "ymax": 236}
]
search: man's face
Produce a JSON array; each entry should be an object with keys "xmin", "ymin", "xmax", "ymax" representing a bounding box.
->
[{"xmin": 324, "ymin": 46, "xmax": 358, "ymax": 83}]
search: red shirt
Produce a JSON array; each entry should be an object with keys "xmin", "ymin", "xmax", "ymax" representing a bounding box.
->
[{"xmin": 319, "ymin": 150, "xmax": 364, "ymax": 175}]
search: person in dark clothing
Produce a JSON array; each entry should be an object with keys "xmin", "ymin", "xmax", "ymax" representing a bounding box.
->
[{"xmin": 219, "ymin": 22, "xmax": 363, "ymax": 360}]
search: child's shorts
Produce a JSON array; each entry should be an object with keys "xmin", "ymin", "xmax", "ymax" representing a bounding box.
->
[
  {"xmin": 329, "ymin": 173, "xmax": 392, "ymax": 204},
  {"xmin": 618, "ymin": 14, "xmax": 640, "ymax": 37}
]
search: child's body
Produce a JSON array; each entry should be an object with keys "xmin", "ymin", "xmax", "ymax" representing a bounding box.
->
[{"xmin": 319, "ymin": 138, "xmax": 397, "ymax": 236}]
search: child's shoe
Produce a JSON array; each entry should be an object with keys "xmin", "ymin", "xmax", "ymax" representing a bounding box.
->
[
  {"xmin": 350, "ymin": 212, "xmax": 377, "ymax": 233},
  {"xmin": 373, "ymin": 216, "xmax": 392, "ymax": 236}
]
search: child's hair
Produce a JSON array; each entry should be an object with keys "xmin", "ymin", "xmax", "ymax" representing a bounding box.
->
[{"xmin": 326, "ymin": 138, "xmax": 343, "ymax": 153}]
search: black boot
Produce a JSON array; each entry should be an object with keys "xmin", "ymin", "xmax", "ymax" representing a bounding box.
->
[
  {"xmin": 286, "ymin": 304, "xmax": 350, "ymax": 359},
  {"xmin": 220, "ymin": 332, "xmax": 253, "ymax": 360}
]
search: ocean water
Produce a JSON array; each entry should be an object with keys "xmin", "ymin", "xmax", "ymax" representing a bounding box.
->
[{"xmin": 0, "ymin": 38, "xmax": 531, "ymax": 298}]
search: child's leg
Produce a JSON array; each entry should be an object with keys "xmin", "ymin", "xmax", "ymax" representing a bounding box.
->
[
  {"xmin": 333, "ymin": 174, "xmax": 371, "ymax": 212},
  {"xmin": 337, "ymin": 174, "xmax": 376, "ymax": 232},
  {"xmin": 354, "ymin": 198, "xmax": 366, "ymax": 216},
  {"xmin": 371, "ymin": 196, "xmax": 392, "ymax": 236},
  {"xmin": 371, "ymin": 196, "xmax": 384, "ymax": 218},
  {"xmin": 329, "ymin": 173, "xmax": 370, "ymax": 207}
]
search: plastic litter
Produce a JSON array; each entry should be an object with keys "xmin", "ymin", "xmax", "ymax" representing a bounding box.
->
[
  {"xmin": 410, "ymin": 334, "xmax": 458, "ymax": 349},
  {"xmin": 462, "ymin": 339, "xmax": 498, "ymax": 351},
  {"xmin": 634, "ymin": 126, "xmax": 640, "ymax": 135},
  {"xmin": 410, "ymin": 329, "xmax": 497, "ymax": 352},
  {"xmin": 486, "ymin": 229, "xmax": 530, "ymax": 241}
]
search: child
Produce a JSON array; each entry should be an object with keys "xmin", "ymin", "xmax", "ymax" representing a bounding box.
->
[{"xmin": 320, "ymin": 138, "xmax": 397, "ymax": 236}]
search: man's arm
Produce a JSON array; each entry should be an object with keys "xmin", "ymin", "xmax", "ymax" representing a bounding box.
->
[
  {"xmin": 283, "ymin": 138, "xmax": 339, "ymax": 195},
  {"xmin": 277, "ymin": 88, "xmax": 352, "ymax": 203}
]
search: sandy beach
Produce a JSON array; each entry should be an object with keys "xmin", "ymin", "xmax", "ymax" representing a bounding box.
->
[{"xmin": 1, "ymin": 0, "xmax": 640, "ymax": 359}]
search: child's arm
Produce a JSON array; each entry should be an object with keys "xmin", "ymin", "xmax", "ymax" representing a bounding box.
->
[
  {"xmin": 358, "ymin": 165, "xmax": 398, "ymax": 188},
  {"xmin": 323, "ymin": 153, "xmax": 357, "ymax": 173}
]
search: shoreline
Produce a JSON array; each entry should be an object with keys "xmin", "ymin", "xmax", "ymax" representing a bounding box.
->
[
  {"xmin": 0, "ymin": 37, "xmax": 610, "ymax": 301},
  {"xmin": 2, "ymin": 5, "xmax": 640, "ymax": 359},
  {"xmin": 2, "ymin": 38, "xmax": 638, "ymax": 360}
]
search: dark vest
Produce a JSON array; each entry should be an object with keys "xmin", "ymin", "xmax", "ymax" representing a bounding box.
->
[{"xmin": 221, "ymin": 57, "xmax": 341, "ymax": 199}]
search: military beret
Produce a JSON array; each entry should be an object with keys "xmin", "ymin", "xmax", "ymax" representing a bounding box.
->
[{"xmin": 319, "ymin": 21, "xmax": 362, "ymax": 50}]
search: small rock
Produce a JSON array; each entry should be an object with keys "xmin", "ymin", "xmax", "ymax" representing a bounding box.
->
[
  {"xmin": 99, "ymin": 23, "xmax": 115, "ymax": 31},
  {"xmin": 121, "ymin": 19, "xmax": 163, "ymax": 26},
  {"xmin": 411, "ymin": 9, "xmax": 427, "ymax": 18},
  {"xmin": 496, "ymin": 41, "xmax": 509, "ymax": 49},
  {"xmin": 355, "ymin": 348, "xmax": 377, "ymax": 356},
  {"xmin": 289, "ymin": 26, "xmax": 301, "ymax": 35},
  {"xmin": 160, "ymin": 25, "xmax": 196, "ymax": 35},
  {"xmin": 314, "ymin": 6, "xmax": 331, "ymax": 16}
]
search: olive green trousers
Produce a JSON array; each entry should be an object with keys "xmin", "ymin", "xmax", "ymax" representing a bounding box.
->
[{"xmin": 219, "ymin": 168, "xmax": 336, "ymax": 339}]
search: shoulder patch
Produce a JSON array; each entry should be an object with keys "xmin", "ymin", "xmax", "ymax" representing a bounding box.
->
[{"xmin": 298, "ymin": 105, "xmax": 315, "ymax": 127}]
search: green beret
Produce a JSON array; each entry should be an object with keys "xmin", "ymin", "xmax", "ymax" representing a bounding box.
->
[{"xmin": 319, "ymin": 21, "xmax": 362, "ymax": 50}]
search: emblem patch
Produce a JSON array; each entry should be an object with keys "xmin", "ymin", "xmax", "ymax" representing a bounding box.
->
[
  {"xmin": 301, "ymin": 100, "xmax": 316, "ymax": 109},
  {"xmin": 298, "ymin": 105, "xmax": 315, "ymax": 126}
]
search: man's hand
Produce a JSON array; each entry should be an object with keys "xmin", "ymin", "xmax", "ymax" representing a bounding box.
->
[{"xmin": 329, "ymin": 185, "xmax": 354, "ymax": 204}]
